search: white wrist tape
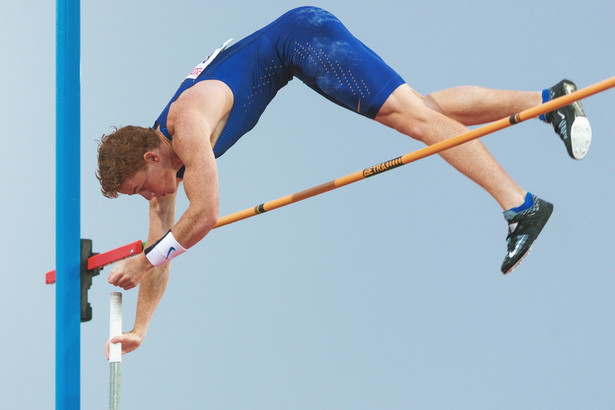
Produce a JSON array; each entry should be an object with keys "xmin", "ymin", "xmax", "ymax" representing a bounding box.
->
[{"xmin": 144, "ymin": 230, "xmax": 187, "ymax": 267}]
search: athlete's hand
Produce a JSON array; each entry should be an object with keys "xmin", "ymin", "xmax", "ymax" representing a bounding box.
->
[
  {"xmin": 105, "ymin": 330, "xmax": 144, "ymax": 359},
  {"xmin": 108, "ymin": 254, "xmax": 153, "ymax": 290}
]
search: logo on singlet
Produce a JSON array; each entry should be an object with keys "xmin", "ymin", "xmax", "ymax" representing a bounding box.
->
[{"xmin": 186, "ymin": 38, "xmax": 234, "ymax": 80}]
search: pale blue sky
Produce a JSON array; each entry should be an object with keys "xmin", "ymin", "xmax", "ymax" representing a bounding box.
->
[{"xmin": 2, "ymin": 0, "xmax": 615, "ymax": 408}]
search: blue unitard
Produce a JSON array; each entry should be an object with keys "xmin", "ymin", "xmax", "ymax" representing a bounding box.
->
[{"xmin": 154, "ymin": 6, "xmax": 406, "ymax": 159}]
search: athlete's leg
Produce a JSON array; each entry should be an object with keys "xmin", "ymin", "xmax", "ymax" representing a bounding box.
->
[
  {"xmin": 422, "ymin": 82, "xmax": 591, "ymax": 160},
  {"xmin": 422, "ymin": 86, "xmax": 542, "ymax": 126},
  {"xmin": 375, "ymin": 84, "xmax": 526, "ymax": 211}
]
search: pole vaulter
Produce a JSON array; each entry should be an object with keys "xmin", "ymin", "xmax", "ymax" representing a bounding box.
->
[{"xmin": 46, "ymin": 75, "xmax": 615, "ymax": 289}]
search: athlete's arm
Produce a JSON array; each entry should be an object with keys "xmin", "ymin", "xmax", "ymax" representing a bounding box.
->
[
  {"xmin": 155, "ymin": 81, "xmax": 231, "ymax": 252},
  {"xmin": 167, "ymin": 117, "xmax": 219, "ymax": 252},
  {"xmin": 105, "ymin": 191, "xmax": 177, "ymax": 357}
]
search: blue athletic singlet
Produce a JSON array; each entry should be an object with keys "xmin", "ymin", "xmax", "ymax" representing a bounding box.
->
[{"xmin": 154, "ymin": 6, "xmax": 406, "ymax": 159}]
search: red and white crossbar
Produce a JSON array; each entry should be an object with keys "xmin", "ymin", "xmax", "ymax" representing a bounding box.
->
[{"xmin": 45, "ymin": 240, "xmax": 143, "ymax": 284}]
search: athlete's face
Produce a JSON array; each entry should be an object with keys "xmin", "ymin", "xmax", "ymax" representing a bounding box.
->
[{"xmin": 119, "ymin": 153, "xmax": 177, "ymax": 200}]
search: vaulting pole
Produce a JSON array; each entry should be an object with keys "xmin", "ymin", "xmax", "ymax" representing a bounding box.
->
[
  {"xmin": 56, "ymin": 0, "xmax": 81, "ymax": 408},
  {"xmin": 214, "ymin": 76, "xmax": 615, "ymax": 228}
]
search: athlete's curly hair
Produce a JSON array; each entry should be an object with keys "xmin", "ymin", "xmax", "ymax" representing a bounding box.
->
[{"xmin": 96, "ymin": 126, "xmax": 160, "ymax": 198}]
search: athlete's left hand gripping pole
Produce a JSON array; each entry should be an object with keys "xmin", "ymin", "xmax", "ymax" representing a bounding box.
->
[{"xmin": 45, "ymin": 240, "xmax": 143, "ymax": 322}]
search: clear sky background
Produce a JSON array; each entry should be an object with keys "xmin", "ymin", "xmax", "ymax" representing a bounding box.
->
[{"xmin": 2, "ymin": 0, "xmax": 614, "ymax": 409}]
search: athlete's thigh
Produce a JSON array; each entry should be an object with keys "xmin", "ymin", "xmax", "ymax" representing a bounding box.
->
[{"xmin": 272, "ymin": 7, "xmax": 406, "ymax": 119}]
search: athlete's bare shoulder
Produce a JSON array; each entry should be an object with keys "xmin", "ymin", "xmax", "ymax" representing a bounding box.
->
[
  {"xmin": 183, "ymin": 79, "xmax": 233, "ymax": 103},
  {"xmin": 166, "ymin": 80, "xmax": 233, "ymax": 145}
]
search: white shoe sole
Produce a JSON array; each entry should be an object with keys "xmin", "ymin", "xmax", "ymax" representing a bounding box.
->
[{"xmin": 570, "ymin": 116, "xmax": 592, "ymax": 160}]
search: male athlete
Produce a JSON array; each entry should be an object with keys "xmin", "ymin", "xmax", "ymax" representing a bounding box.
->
[{"xmin": 99, "ymin": 7, "xmax": 591, "ymax": 356}]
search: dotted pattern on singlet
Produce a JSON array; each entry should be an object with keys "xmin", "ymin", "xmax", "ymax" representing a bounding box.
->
[
  {"xmin": 243, "ymin": 60, "xmax": 285, "ymax": 114},
  {"xmin": 292, "ymin": 40, "xmax": 372, "ymax": 107}
]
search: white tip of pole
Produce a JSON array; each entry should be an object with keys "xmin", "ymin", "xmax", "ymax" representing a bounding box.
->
[{"xmin": 109, "ymin": 292, "xmax": 122, "ymax": 363}]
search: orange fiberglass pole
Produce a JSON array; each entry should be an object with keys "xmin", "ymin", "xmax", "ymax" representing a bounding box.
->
[{"xmin": 214, "ymin": 76, "xmax": 615, "ymax": 228}]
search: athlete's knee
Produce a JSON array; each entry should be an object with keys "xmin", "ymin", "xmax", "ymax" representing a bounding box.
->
[
  {"xmin": 422, "ymin": 93, "xmax": 444, "ymax": 115},
  {"xmin": 376, "ymin": 87, "xmax": 438, "ymax": 141},
  {"xmin": 403, "ymin": 111, "xmax": 440, "ymax": 143}
]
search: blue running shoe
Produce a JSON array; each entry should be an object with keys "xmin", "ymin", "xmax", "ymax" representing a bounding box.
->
[
  {"xmin": 544, "ymin": 79, "xmax": 592, "ymax": 160},
  {"xmin": 501, "ymin": 194, "xmax": 554, "ymax": 274}
]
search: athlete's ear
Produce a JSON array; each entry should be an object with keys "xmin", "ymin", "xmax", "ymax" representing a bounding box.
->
[{"xmin": 143, "ymin": 152, "xmax": 160, "ymax": 163}]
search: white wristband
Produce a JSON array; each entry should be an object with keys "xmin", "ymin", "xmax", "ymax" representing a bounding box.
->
[{"xmin": 144, "ymin": 230, "xmax": 187, "ymax": 267}]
